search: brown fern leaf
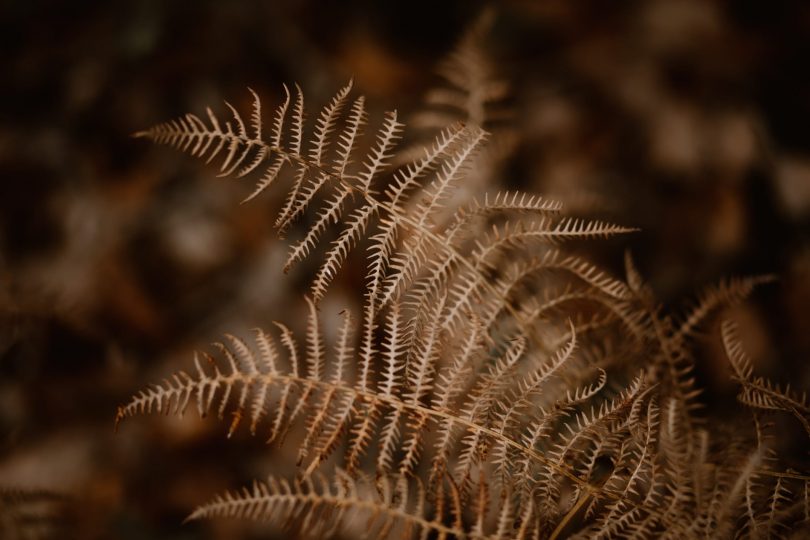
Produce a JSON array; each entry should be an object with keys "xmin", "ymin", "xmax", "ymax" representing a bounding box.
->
[
  {"xmin": 125, "ymin": 81, "xmax": 802, "ymax": 539},
  {"xmin": 186, "ymin": 469, "xmax": 538, "ymax": 539},
  {"xmin": 135, "ymin": 85, "xmax": 634, "ymax": 321},
  {"xmin": 117, "ymin": 296, "xmax": 659, "ymax": 526}
]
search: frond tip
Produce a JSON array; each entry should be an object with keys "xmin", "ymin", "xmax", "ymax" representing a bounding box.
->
[{"xmin": 676, "ymin": 275, "xmax": 777, "ymax": 342}]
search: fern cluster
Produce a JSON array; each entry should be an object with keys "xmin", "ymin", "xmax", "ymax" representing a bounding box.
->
[{"xmin": 119, "ymin": 79, "xmax": 809, "ymax": 539}]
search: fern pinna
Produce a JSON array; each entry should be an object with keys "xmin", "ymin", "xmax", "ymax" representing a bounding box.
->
[{"xmin": 121, "ymin": 83, "xmax": 810, "ymax": 538}]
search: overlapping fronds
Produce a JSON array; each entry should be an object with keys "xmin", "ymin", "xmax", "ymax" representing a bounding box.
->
[
  {"xmin": 186, "ymin": 470, "xmax": 538, "ymax": 539},
  {"xmin": 624, "ymin": 271, "xmax": 775, "ymax": 431},
  {"xmin": 722, "ymin": 320, "xmax": 810, "ymax": 438},
  {"xmin": 117, "ymin": 299, "xmax": 626, "ymax": 513},
  {"xmin": 125, "ymin": 80, "xmax": 810, "ymax": 538},
  {"xmin": 135, "ymin": 84, "xmax": 633, "ymax": 312},
  {"xmin": 119, "ymin": 291, "xmax": 810, "ymax": 537}
]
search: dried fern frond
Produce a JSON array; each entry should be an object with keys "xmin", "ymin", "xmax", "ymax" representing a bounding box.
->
[
  {"xmin": 135, "ymin": 85, "xmax": 634, "ymax": 313},
  {"xmin": 722, "ymin": 320, "xmax": 810, "ymax": 438},
  {"xmin": 125, "ymin": 79, "xmax": 810, "ymax": 538},
  {"xmin": 118, "ymin": 284, "xmax": 742, "ymax": 537},
  {"xmin": 623, "ymin": 271, "xmax": 775, "ymax": 435},
  {"xmin": 397, "ymin": 8, "xmax": 518, "ymax": 224},
  {"xmin": 116, "ymin": 300, "xmax": 622, "ymax": 506},
  {"xmin": 134, "ymin": 82, "xmax": 638, "ymax": 398},
  {"xmin": 674, "ymin": 275, "xmax": 777, "ymax": 343},
  {"xmin": 411, "ymin": 8, "xmax": 511, "ymax": 133},
  {"xmin": 186, "ymin": 469, "xmax": 533, "ymax": 539}
]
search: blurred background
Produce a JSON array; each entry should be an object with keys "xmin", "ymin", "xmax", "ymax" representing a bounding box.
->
[{"xmin": 1, "ymin": 0, "xmax": 809, "ymax": 537}]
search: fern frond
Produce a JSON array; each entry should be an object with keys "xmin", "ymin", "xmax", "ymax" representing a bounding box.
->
[
  {"xmin": 186, "ymin": 470, "xmax": 480, "ymax": 539},
  {"xmin": 136, "ymin": 86, "xmax": 636, "ymax": 356},
  {"xmin": 471, "ymin": 220, "xmax": 637, "ymax": 268},
  {"xmin": 123, "ymin": 80, "xmax": 810, "ymax": 539},
  {"xmin": 722, "ymin": 320, "xmax": 810, "ymax": 437},
  {"xmin": 118, "ymin": 303, "xmax": 649, "ymax": 517},
  {"xmin": 675, "ymin": 275, "xmax": 776, "ymax": 343},
  {"xmin": 443, "ymin": 191, "xmax": 563, "ymax": 243},
  {"xmin": 410, "ymin": 8, "xmax": 509, "ymax": 133}
]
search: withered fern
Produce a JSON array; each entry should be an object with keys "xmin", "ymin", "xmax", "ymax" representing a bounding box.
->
[{"xmin": 119, "ymin": 78, "xmax": 810, "ymax": 539}]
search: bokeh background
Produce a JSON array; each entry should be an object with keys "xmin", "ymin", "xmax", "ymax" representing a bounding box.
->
[{"xmin": 1, "ymin": 1, "xmax": 809, "ymax": 537}]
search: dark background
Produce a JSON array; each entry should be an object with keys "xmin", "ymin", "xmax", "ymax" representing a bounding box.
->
[{"xmin": 1, "ymin": 1, "xmax": 809, "ymax": 537}]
